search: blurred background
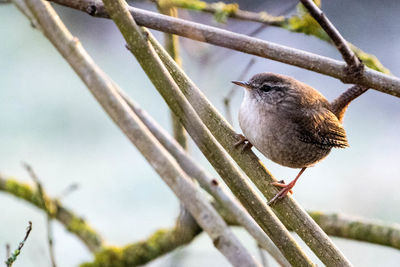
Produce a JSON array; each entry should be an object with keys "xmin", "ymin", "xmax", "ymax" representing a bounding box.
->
[{"xmin": 1, "ymin": 0, "xmax": 399, "ymax": 266}]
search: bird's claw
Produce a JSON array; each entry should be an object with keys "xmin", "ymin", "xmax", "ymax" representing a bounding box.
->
[
  {"xmin": 234, "ymin": 134, "xmax": 253, "ymax": 152},
  {"xmin": 268, "ymin": 180, "xmax": 294, "ymax": 205}
]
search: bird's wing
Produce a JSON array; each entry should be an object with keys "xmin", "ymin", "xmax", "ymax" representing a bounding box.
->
[{"xmin": 291, "ymin": 108, "xmax": 349, "ymax": 149}]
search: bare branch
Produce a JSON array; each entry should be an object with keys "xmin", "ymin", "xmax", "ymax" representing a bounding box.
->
[
  {"xmin": 309, "ymin": 211, "xmax": 400, "ymax": 250},
  {"xmin": 48, "ymin": 0, "xmax": 400, "ymax": 97},
  {"xmin": 298, "ymin": 0, "xmax": 363, "ymax": 76}
]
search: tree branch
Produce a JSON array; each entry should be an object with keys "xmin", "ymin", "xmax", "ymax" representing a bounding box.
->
[
  {"xmin": 309, "ymin": 211, "xmax": 400, "ymax": 250},
  {"xmin": 0, "ymin": 175, "xmax": 103, "ymax": 253},
  {"xmin": 148, "ymin": 32, "xmax": 352, "ymax": 266},
  {"xmin": 81, "ymin": 209, "xmax": 202, "ymax": 267},
  {"xmin": 298, "ymin": 0, "xmax": 363, "ymax": 76},
  {"xmin": 48, "ymin": 0, "xmax": 400, "ymax": 97},
  {"xmin": 22, "ymin": 1, "xmax": 262, "ymax": 266}
]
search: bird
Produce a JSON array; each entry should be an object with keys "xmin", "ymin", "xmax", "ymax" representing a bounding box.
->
[{"xmin": 232, "ymin": 72, "xmax": 367, "ymax": 204}]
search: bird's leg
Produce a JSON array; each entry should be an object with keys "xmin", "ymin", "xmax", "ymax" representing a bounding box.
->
[
  {"xmin": 234, "ymin": 134, "xmax": 253, "ymax": 152},
  {"xmin": 268, "ymin": 167, "xmax": 307, "ymax": 205}
]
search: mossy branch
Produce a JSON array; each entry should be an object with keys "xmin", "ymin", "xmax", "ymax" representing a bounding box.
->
[
  {"xmin": 81, "ymin": 211, "xmax": 202, "ymax": 267},
  {"xmin": 309, "ymin": 212, "xmax": 400, "ymax": 250},
  {"xmin": 0, "ymin": 175, "xmax": 103, "ymax": 253},
  {"xmin": 3, "ymin": 174, "xmax": 400, "ymax": 266}
]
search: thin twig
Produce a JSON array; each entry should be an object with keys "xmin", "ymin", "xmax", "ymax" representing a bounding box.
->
[
  {"xmin": 22, "ymin": 162, "xmax": 58, "ymax": 267},
  {"xmin": 47, "ymin": 0, "xmax": 400, "ymax": 97},
  {"xmin": 223, "ymin": 58, "xmax": 255, "ymax": 125},
  {"xmin": 58, "ymin": 183, "xmax": 79, "ymax": 199},
  {"xmin": 5, "ymin": 244, "xmax": 10, "ymax": 259},
  {"xmin": 22, "ymin": 162, "xmax": 45, "ymax": 206},
  {"xmin": 46, "ymin": 218, "xmax": 57, "ymax": 267},
  {"xmin": 299, "ymin": 0, "xmax": 363, "ymax": 76},
  {"xmin": 5, "ymin": 221, "xmax": 32, "ymax": 267}
]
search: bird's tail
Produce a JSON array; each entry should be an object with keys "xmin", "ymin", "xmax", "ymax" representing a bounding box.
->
[{"xmin": 330, "ymin": 85, "xmax": 369, "ymax": 122}]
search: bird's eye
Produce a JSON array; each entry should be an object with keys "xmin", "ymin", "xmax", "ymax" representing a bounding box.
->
[{"xmin": 260, "ymin": 84, "xmax": 272, "ymax": 92}]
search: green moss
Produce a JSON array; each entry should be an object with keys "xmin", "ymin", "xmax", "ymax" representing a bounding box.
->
[
  {"xmin": 80, "ymin": 228, "xmax": 187, "ymax": 267},
  {"xmin": 284, "ymin": 2, "xmax": 330, "ymax": 42},
  {"xmin": 209, "ymin": 2, "xmax": 238, "ymax": 23},
  {"xmin": 158, "ymin": 0, "xmax": 207, "ymax": 10},
  {"xmin": 4, "ymin": 179, "xmax": 43, "ymax": 207},
  {"xmin": 65, "ymin": 213, "xmax": 102, "ymax": 250},
  {"xmin": 349, "ymin": 44, "xmax": 390, "ymax": 74},
  {"xmin": 80, "ymin": 247, "xmax": 123, "ymax": 267}
]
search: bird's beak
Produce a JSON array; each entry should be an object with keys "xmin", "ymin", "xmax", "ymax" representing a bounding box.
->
[{"xmin": 231, "ymin": 80, "xmax": 251, "ymax": 89}]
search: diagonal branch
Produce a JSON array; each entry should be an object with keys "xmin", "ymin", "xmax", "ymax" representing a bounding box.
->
[
  {"xmin": 48, "ymin": 0, "xmax": 400, "ymax": 98},
  {"xmin": 299, "ymin": 0, "xmax": 363, "ymax": 76}
]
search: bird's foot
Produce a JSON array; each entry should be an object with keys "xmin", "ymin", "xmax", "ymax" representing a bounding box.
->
[
  {"xmin": 268, "ymin": 167, "xmax": 307, "ymax": 205},
  {"xmin": 234, "ymin": 134, "xmax": 253, "ymax": 152},
  {"xmin": 267, "ymin": 180, "xmax": 296, "ymax": 205}
]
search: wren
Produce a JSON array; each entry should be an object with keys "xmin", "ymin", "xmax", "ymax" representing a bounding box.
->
[{"xmin": 232, "ymin": 72, "xmax": 367, "ymax": 204}]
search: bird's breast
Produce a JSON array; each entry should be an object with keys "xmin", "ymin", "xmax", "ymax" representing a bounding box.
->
[{"xmin": 239, "ymin": 97, "xmax": 331, "ymax": 168}]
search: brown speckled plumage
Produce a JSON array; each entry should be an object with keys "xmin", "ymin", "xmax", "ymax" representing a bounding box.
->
[{"xmin": 238, "ymin": 73, "xmax": 351, "ymax": 168}]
